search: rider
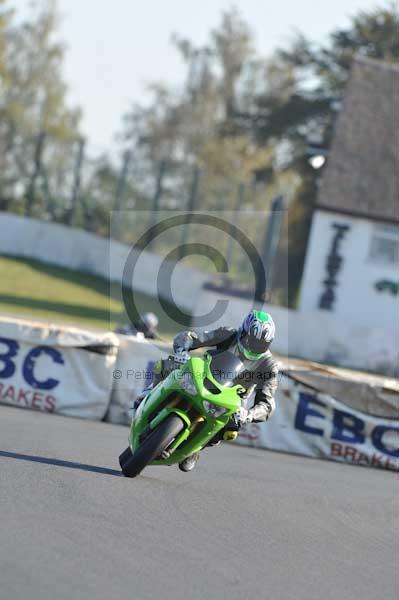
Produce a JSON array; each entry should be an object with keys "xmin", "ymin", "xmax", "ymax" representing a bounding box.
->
[
  {"xmin": 135, "ymin": 310, "xmax": 279, "ymax": 472},
  {"xmin": 116, "ymin": 312, "xmax": 159, "ymax": 339}
]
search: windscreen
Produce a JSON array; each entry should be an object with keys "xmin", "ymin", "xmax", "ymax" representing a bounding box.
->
[{"xmin": 209, "ymin": 350, "xmax": 245, "ymax": 387}]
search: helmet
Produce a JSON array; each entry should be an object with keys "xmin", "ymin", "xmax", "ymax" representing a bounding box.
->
[
  {"xmin": 237, "ymin": 310, "xmax": 275, "ymax": 360},
  {"xmin": 142, "ymin": 312, "xmax": 159, "ymax": 331}
]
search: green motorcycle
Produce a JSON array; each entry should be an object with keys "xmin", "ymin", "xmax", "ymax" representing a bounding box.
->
[{"xmin": 119, "ymin": 350, "xmax": 246, "ymax": 478}]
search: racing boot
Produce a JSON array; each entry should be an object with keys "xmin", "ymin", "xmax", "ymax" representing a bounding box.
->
[
  {"xmin": 223, "ymin": 430, "xmax": 238, "ymax": 441},
  {"xmin": 178, "ymin": 452, "xmax": 200, "ymax": 472},
  {"xmin": 206, "ymin": 426, "xmax": 239, "ymax": 447}
]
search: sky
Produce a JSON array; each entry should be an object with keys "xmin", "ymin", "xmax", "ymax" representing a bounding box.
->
[{"xmin": 13, "ymin": 0, "xmax": 383, "ymax": 155}]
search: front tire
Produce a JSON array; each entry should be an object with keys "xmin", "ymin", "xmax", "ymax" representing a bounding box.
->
[{"xmin": 119, "ymin": 414, "xmax": 184, "ymax": 478}]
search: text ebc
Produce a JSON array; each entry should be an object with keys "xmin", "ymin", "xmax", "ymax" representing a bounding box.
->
[
  {"xmin": 295, "ymin": 392, "xmax": 399, "ymax": 458},
  {"xmin": 0, "ymin": 337, "xmax": 64, "ymax": 390}
]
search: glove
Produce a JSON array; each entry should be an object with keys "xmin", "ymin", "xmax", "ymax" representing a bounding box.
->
[
  {"xmin": 173, "ymin": 331, "xmax": 195, "ymax": 353},
  {"xmin": 235, "ymin": 407, "xmax": 254, "ymax": 425}
]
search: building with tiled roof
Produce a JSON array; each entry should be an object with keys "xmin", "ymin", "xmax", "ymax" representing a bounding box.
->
[{"xmin": 300, "ymin": 56, "xmax": 399, "ymax": 330}]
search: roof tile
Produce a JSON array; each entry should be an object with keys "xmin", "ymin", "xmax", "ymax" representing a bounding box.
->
[{"xmin": 318, "ymin": 55, "xmax": 399, "ymax": 223}]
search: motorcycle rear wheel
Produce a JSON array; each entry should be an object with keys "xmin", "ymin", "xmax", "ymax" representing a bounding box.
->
[{"xmin": 119, "ymin": 414, "xmax": 184, "ymax": 478}]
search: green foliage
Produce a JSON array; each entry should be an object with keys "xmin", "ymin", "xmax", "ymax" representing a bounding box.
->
[
  {"xmin": 0, "ymin": 1, "xmax": 143, "ymax": 233},
  {"xmin": 120, "ymin": 7, "xmax": 276, "ymax": 214},
  {"xmin": 0, "ymin": 0, "xmax": 81, "ymax": 214}
]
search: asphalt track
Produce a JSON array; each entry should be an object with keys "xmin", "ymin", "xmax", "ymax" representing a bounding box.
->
[{"xmin": 0, "ymin": 405, "xmax": 398, "ymax": 600}]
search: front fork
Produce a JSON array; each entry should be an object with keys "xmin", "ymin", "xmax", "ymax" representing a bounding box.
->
[{"xmin": 150, "ymin": 407, "xmax": 192, "ymax": 457}]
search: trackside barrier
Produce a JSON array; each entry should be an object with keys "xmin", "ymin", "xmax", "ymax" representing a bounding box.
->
[
  {"xmin": 0, "ymin": 316, "xmax": 119, "ymax": 420},
  {"xmin": 237, "ymin": 373, "xmax": 399, "ymax": 472}
]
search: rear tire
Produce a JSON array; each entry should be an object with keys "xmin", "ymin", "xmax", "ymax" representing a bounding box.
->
[{"xmin": 119, "ymin": 414, "xmax": 184, "ymax": 478}]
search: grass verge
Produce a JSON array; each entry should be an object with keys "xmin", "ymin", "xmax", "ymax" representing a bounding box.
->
[{"xmin": 0, "ymin": 255, "xmax": 185, "ymax": 337}]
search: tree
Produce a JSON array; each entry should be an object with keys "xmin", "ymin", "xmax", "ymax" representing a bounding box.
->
[
  {"xmin": 0, "ymin": 0, "xmax": 81, "ymax": 216},
  {"xmin": 211, "ymin": 7, "xmax": 254, "ymax": 121},
  {"xmin": 119, "ymin": 7, "xmax": 275, "ymax": 218}
]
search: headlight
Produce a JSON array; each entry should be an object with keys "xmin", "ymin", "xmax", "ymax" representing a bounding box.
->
[
  {"xmin": 203, "ymin": 401, "xmax": 228, "ymax": 418},
  {"xmin": 179, "ymin": 373, "xmax": 197, "ymax": 395}
]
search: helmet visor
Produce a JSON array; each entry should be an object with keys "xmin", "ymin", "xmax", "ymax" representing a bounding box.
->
[{"xmin": 238, "ymin": 333, "xmax": 270, "ymax": 360}]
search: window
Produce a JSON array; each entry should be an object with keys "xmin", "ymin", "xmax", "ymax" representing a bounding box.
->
[{"xmin": 369, "ymin": 225, "xmax": 399, "ymax": 266}]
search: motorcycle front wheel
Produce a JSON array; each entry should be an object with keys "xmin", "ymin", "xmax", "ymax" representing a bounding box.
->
[{"xmin": 119, "ymin": 414, "xmax": 185, "ymax": 478}]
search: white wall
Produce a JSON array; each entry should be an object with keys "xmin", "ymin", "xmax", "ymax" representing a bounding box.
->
[
  {"xmin": 0, "ymin": 213, "xmax": 219, "ymax": 312},
  {"xmin": 300, "ymin": 210, "xmax": 399, "ymax": 330},
  {"xmin": 192, "ymin": 288, "xmax": 399, "ymax": 376},
  {"xmin": 2, "ymin": 213, "xmax": 398, "ymax": 376}
]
